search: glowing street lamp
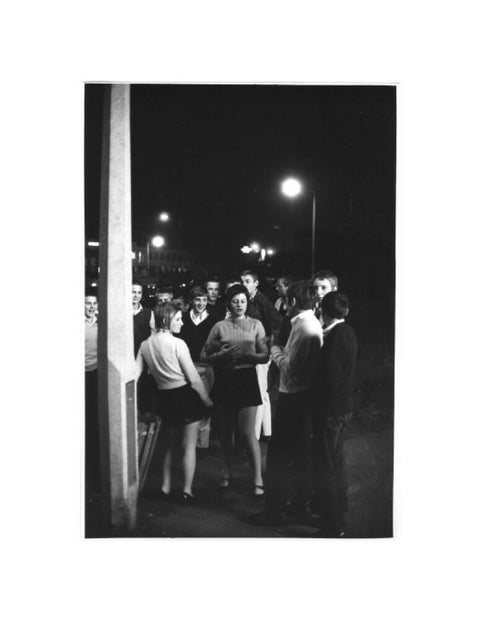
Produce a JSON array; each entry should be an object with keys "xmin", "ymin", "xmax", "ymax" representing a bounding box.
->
[
  {"xmin": 281, "ymin": 176, "xmax": 317, "ymax": 277},
  {"xmin": 159, "ymin": 212, "xmax": 170, "ymax": 222},
  {"xmin": 147, "ymin": 235, "xmax": 165, "ymax": 272}
]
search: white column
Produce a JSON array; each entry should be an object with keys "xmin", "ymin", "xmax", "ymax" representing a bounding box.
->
[{"xmin": 98, "ymin": 84, "xmax": 138, "ymax": 531}]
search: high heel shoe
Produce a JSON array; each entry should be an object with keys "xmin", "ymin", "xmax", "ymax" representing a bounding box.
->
[
  {"xmin": 253, "ymin": 484, "xmax": 265, "ymax": 499},
  {"xmin": 181, "ymin": 492, "xmax": 196, "ymax": 505}
]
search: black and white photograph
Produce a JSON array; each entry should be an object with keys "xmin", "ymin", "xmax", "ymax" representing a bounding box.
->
[
  {"xmin": 84, "ymin": 83, "xmax": 395, "ymax": 539},
  {"xmin": 4, "ymin": 3, "xmax": 480, "ymax": 618}
]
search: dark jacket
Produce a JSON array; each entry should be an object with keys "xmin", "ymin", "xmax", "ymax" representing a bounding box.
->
[
  {"xmin": 314, "ymin": 322, "xmax": 358, "ymax": 418},
  {"xmin": 248, "ymin": 290, "xmax": 281, "ymax": 337}
]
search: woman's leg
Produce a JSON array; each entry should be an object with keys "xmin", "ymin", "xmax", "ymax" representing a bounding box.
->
[
  {"xmin": 158, "ymin": 424, "xmax": 175, "ymax": 494},
  {"xmin": 238, "ymin": 406, "xmax": 264, "ymax": 489},
  {"xmin": 181, "ymin": 420, "xmax": 201, "ymax": 495},
  {"xmin": 219, "ymin": 404, "xmax": 237, "ymax": 482}
]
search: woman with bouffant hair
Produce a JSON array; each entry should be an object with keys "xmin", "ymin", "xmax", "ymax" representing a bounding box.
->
[
  {"xmin": 136, "ymin": 301, "xmax": 213, "ymax": 503},
  {"xmin": 201, "ymin": 284, "xmax": 268, "ymax": 496}
]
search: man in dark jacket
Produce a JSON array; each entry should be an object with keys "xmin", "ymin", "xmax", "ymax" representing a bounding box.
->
[{"xmin": 311, "ymin": 291, "xmax": 358, "ymax": 537}]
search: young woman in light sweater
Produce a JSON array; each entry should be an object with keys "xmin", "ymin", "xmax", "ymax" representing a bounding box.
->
[
  {"xmin": 201, "ymin": 284, "xmax": 268, "ymax": 496},
  {"xmin": 136, "ymin": 302, "xmax": 213, "ymax": 503}
]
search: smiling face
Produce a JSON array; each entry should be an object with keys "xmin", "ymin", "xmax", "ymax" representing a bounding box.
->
[
  {"xmin": 241, "ymin": 275, "xmax": 258, "ymax": 297},
  {"xmin": 192, "ymin": 295, "xmax": 208, "ymax": 315},
  {"xmin": 85, "ymin": 296, "xmax": 98, "ymax": 320},
  {"xmin": 229, "ymin": 293, "xmax": 248, "ymax": 318},
  {"xmin": 132, "ymin": 284, "xmax": 143, "ymax": 305},
  {"xmin": 169, "ymin": 311, "xmax": 183, "ymax": 333},
  {"xmin": 206, "ymin": 281, "xmax": 220, "ymax": 303},
  {"xmin": 313, "ymin": 278, "xmax": 335, "ymax": 301}
]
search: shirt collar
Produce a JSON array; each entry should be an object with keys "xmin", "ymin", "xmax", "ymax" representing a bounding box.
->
[
  {"xmin": 190, "ymin": 308, "xmax": 208, "ymax": 324},
  {"xmin": 132, "ymin": 303, "xmax": 143, "ymax": 316},
  {"xmin": 290, "ymin": 308, "xmax": 314, "ymax": 325},
  {"xmin": 323, "ymin": 318, "xmax": 345, "ymax": 336},
  {"xmin": 85, "ymin": 316, "xmax": 97, "ymax": 325}
]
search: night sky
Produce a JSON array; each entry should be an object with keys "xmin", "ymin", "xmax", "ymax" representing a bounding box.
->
[{"xmin": 85, "ymin": 84, "xmax": 395, "ymax": 296}]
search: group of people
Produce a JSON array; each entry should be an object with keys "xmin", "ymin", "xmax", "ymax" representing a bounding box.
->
[{"xmin": 85, "ymin": 269, "xmax": 358, "ymax": 537}]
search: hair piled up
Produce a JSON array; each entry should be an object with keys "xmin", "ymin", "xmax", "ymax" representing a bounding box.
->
[
  {"xmin": 321, "ymin": 291, "xmax": 349, "ymax": 319},
  {"xmin": 225, "ymin": 283, "xmax": 249, "ymax": 309},
  {"xmin": 154, "ymin": 301, "xmax": 181, "ymax": 330}
]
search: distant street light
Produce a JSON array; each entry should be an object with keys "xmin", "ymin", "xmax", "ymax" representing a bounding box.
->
[
  {"xmin": 147, "ymin": 235, "xmax": 165, "ymax": 273},
  {"xmin": 159, "ymin": 212, "xmax": 170, "ymax": 222},
  {"xmin": 241, "ymin": 243, "xmax": 275, "ymax": 263},
  {"xmin": 281, "ymin": 177, "xmax": 316, "ymax": 276}
]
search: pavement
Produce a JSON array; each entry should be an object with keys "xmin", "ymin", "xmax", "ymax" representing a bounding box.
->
[
  {"xmin": 85, "ymin": 382, "xmax": 393, "ymax": 539},
  {"xmin": 86, "ymin": 298, "xmax": 394, "ymax": 538}
]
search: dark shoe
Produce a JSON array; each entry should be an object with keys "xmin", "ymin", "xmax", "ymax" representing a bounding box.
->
[
  {"xmin": 248, "ymin": 510, "xmax": 287, "ymax": 527},
  {"xmin": 181, "ymin": 492, "xmax": 196, "ymax": 505},
  {"xmin": 312, "ymin": 526, "xmax": 347, "ymax": 538},
  {"xmin": 159, "ymin": 490, "xmax": 171, "ymax": 501},
  {"xmin": 285, "ymin": 502, "xmax": 310, "ymax": 520}
]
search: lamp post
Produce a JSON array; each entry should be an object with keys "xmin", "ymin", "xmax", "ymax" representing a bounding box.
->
[
  {"xmin": 147, "ymin": 235, "xmax": 165, "ymax": 274},
  {"xmin": 281, "ymin": 177, "xmax": 317, "ymax": 277}
]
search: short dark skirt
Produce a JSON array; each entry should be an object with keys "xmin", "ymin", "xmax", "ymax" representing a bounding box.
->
[
  {"xmin": 213, "ymin": 367, "xmax": 262, "ymax": 408},
  {"xmin": 155, "ymin": 384, "xmax": 207, "ymax": 427}
]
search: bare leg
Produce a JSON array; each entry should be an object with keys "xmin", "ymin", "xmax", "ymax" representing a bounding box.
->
[
  {"xmin": 238, "ymin": 406, "xmax": 264, "ymax": 490},
  {"xmin": 181, "ymin": 421, "xmax": 201, "ymax": 495},
  {"xmin": 158, "ymin": 425, "xmax": 175, "ymax": 494},
  {"xmin": 219, "ymin": 404, "xmax": 237, "ymax": 482}
]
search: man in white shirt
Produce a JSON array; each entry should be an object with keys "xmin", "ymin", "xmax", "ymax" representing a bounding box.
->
[{"xmin": 251, "ymin": 280, "xmax": 323, "ymax": 526}]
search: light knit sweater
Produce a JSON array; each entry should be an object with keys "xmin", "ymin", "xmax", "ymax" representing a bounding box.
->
[
  {"xmin": 136, "ymin": 330, "xmax": 201, "ymax": 390},
  {"xmin": 201, "ymin": 316, "xmax": 266, "ymax": 369}
]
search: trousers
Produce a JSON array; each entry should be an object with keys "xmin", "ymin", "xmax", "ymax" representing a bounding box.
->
[
  {"xmin": 311, "ymin": 410, "xmax": 352, "ymax": 529},
  {"xmin": 265, "ymin": 390, "xmax": 312, "ymax": 512}
]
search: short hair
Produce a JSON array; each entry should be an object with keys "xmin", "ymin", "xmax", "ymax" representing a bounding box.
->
[
  {"xmin": 225, "ymin": 283, "xmax": 249, "ymax": 310},
  {"xmin": 240, "ymin": 269, "xmax": 259, "ymax": 283},
  {"xmin": 205, "ymin": 277, "xmax": 220, "ymax": 286},
  {"xmin": 132, "ymin": 280, "xmax": 143, "ymax": 288},
  {"xmin": 312, "ymin": 270, "xmax": 338, "ymax": 289},
  {"xmin": 276, "ymin": 274, "xmax": 294, "ymax": 287},
  {"xmin": 321, "ymin": 291, "xmax": 349, "ymax": 319},
  {"xmin": 286, "ymin": 281, "xmax": 316, "ymax": 310},
  {"xmin": 189, "ymin": 285, "xmax": 208, "ymax": 301},
  {"xmin": 155, "ymin": 285, "xmax": 173, "ymax": 296},
  {"xmin": 85, "ymin": 287, "xmax": 98, "ymax": 299},
  {"xmin": 153, "ymin": 301, "xmax": 180, "ymax": 330}
]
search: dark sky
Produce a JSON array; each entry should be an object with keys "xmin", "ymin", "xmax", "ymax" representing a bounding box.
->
[{"xmin": 85, "ymin": 84, "xmax": 395, "ymax": 288}]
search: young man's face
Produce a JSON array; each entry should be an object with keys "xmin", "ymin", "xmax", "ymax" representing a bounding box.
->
[
  {"xmin": 85, "ymin": 296, "xmax": 98, "ymax": 320},
  {"xmin": 313, "ymin": 278, "xmax": 336, "ymax": 301},
  {"xmin": 275, "ymin": 279, "xmax": 289, "ymax": 298},
  {"xmin": 241, "ymin": 275, "xmax": 258, "ymax": 297},
  {"xmin": 205, "ymin": 282, "xmax": 220, "ymax": 303},
  {"xmin": 192, "ymin": 295, "xmax": 208, "ymax": 315},
  {"xmin": 156, "ymin": 292, "xmax": 173, "ymax": 304},
  {"xmin": 132, "ymin": 284, "xmax": 143, "ymax": 305}
]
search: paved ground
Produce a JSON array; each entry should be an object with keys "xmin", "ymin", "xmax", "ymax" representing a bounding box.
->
[
  {"xmin": 86, "ymin": 386, "xmax": 393, "ymax": 538},
  {"xmin": 86, "ymin": 299, "xmax": 394, "ymax": 538}
]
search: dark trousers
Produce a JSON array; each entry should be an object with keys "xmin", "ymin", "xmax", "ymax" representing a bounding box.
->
[
  {"xmin": 311, "ymin": 410, "xmax": 352, "ymax": 529},
  {"xmin": 265, "ymin": 391, "xmax": 312, "ymax": 513},
  {"xmin": 85, "ymin": 370, "xmax": 100, "ymax": 491}
]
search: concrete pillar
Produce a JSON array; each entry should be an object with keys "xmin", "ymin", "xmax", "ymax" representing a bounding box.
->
[{"xmin": 98, "ymin": 84, "xmax": 138, "ymax": 531}]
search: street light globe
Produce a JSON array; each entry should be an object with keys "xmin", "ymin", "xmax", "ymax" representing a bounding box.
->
[
  {"xmin": 250, "ymin": 242, "xmax": 260, "ymax": 252},
  {"xmin": 159, "ymin": 212, "xmax": 170, "ymax": 222},
  {"xmin": 151, "ymin": 235, "xmax": 165, "ymax": 248},
  {"xmin": 281, "ymin": 177, "xmax": 302, "ymax": 198},
  {"xmin": 266, "ymin": 248, "xmax": 274, "ymax": 256}
]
